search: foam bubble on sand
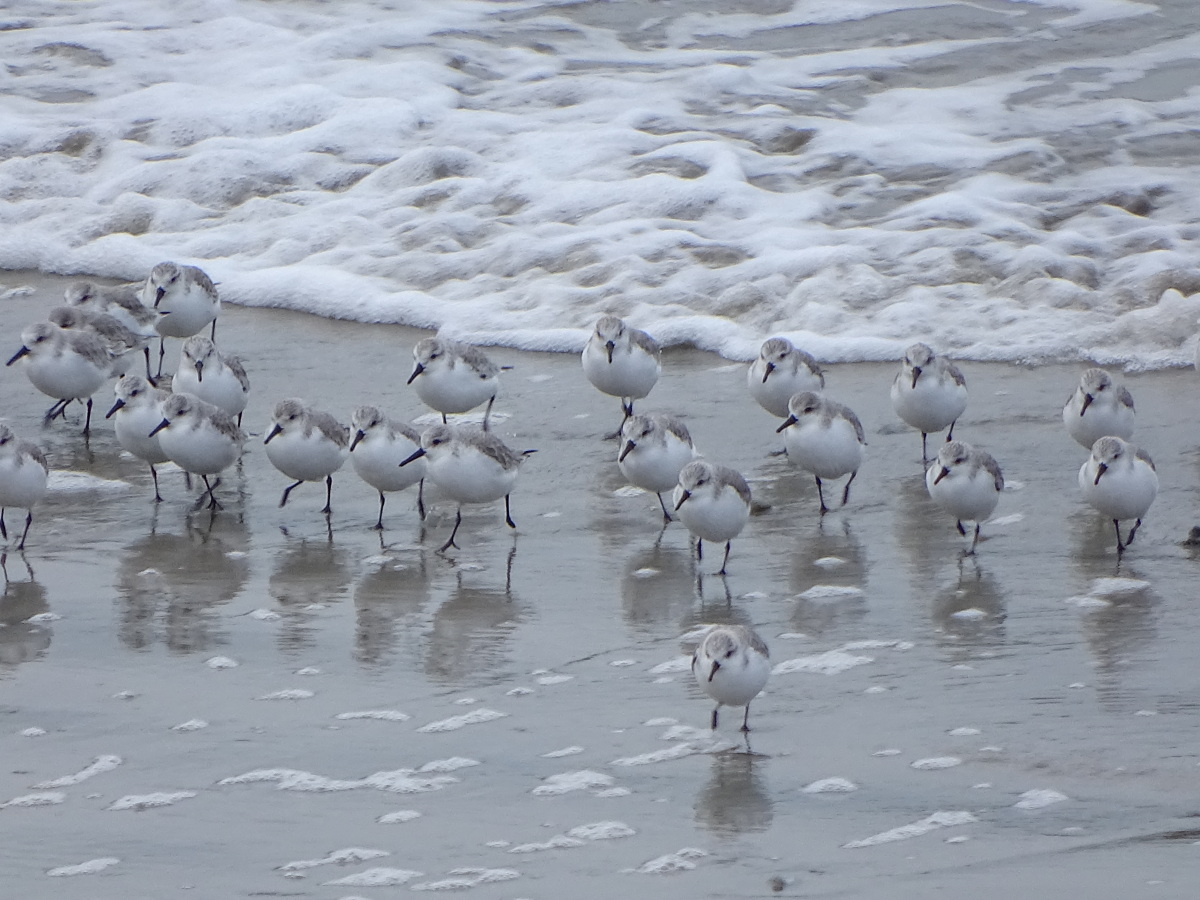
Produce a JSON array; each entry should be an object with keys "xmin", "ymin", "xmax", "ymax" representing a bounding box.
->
[
  {"xmin": 568, "ymin": 821, "xmax": 636, "ymax": 841},
  {"xmin": 843, "ymin": 811, "xmax": 978, "ymax": 848},
  {"xmin": 418, "ymin": 758, "xmax": 479, "ymax": 774},
  {"xmin": 1088, "ymin": 577, "xmax": 1152, "ymax": 598},
  {"xmin": 417, "ymin": 709, "xmax": 507, "ymax": 733},
  {"xmin": 542, "ymin": 746, "xmax": 584, "ymax": 758},
  {"xmin": 911, "ymin": 757, "xmax": 963, "ymax": 770},
  {"xmin": 378, "ymin": 810, "xmax": 422, "ymax": 824},
  {"xmin": 410, "ymin": 868, "xmax": 520, "ymax": 891},
  {"xmin": 773, "ymin": 649, "xmax": 873, "ymax": 676},
  {"xmin": 219, "ymin": 767, "xmax": 458, "ymax": 795},
  {"xmin": 508, "ymin": 834, "xmax": 585, "ymax": 853},
  {"xmin": 532, "ymin": 770, "xmax": 613, "ymax": 796},
  {"xmin": 813, "ymin": 556, "xmax": 847, "ymax": 568},
  {"xmin": 20, "ymin": 727, "xmax": 46, "ymax": 737},
  {"xmin": 802, "ymin": 777, "xmax": 858, "ymax": 794},
  {"xmin": 47, "ymin": 471, "xmax": 130, "ymax": 493},
  {"xmin": 630, "ymin": 848, "xmax": 709, "ymax": 874},
  {"xmin": 326, "ymin": 868, "xmax": 423, "ymax": 887},
  {"xmin": 335, "ymin": 710, "xmax": 411, "ymax": 722},
  {"xmin": 107, "ymin": 791, "xmax": 196, "ymax": 811},
  {"xmin": 795, "ymin": 585, "xmax": 864, "ymax": 602},
  {"xmin": 24, "ymin": 612, "xmax": 60, "ymax": 623},
  {"xmin": 1015, "ymin": 789, "xmax": 1070, "ymax": 809},
  {"xmin": 171, "ymin": 719, "xmax": 209, "ymax": 732},
  {"xmin": 280, "ymin": 848, "xmax": 390, "ymax": 871},
  {"xmin": 257, "ymin": 689, "xmax": 315, "ymax": 701},
  {"xmin": 649, "ymin": 657, "xmax": 692, "ymax": 675},
  {"xmin": 205, "ymin": 656, "xmax": 238, "ymax": 669},
  {"xmin": 950, "ymin": 608, "xmax": 988, "ymax": 620},
  {"xmin": 248, "ymin": 608, "xmax": 282, "ymax": 621},
  {"xmin": 34, "ymin": 754, "xmax": 121, "ymax": 788},
  {"xmin": 2, "ymin": 791, "xmax": 65, "ymax": 808},
  {"xmin": 47, "ymin": 858, "xmax": 120, "ymax": 877},
  {"xmin": 949, "ymin": 727, "xmax": 982, "ymax": 736},
  {"xmin": 611, "ymin": 743, "xmax": 717, "ymax": 766},
  {"xmin": 536, "ymin": 674, "xmax": 574, "ymax": 685}
]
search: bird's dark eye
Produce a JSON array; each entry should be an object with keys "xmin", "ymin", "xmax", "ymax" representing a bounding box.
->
[
  {"xmin": 725, "ymin": 649, "xmax": 735, "ymax": 658},
  {"xmin": 131, "ymin": 389, "xmax": 140, "ymax": 397}
]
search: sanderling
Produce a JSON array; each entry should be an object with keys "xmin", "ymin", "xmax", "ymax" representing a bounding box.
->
[
  {"xmin": 408, "ymin": 337, "xmax": 500, "ymax": 430},
  {"xmin": 173, "ymin": 336, "xmax": 250, "ymax": 426},
  {"xmin": 107, "ymin": 375, "xmax": 172, "ymax": 502},
  {"xmin": 747, "ymin": 337, "xmax": 824, "ymax": 418},
  {"xmin": 263, "ymin": 399, "xmax": 350, "ymax": 514},
  {"xmin": 777, "ymin": 391, "xmax": 866, "ymax": 514},
  {"xmin": 1062, "ymin": 368, "xmax": 1134, "ymax": 451},
  {"xmin": 925, "ymin": 440, "xmax": 1003, "ymax": 554},
  {"xmin": 691, "ymin": 624, "xmax": 770, "ymax": 731},
  {"xmin": 48, "ymin": 305, "xmax": 154, "ymax": 380},
  {"xmin": 400, "ymin": 424, "xmax": 532, "ymax": 552},
  {"xmin": 618, "ymin": 413, "xmax": 697, "ymax": 522},
  {"xmin": 672, "ymin": 460, "xmax": 751, "ymax": 575},
  {"xmin": 0, "ymin": 426, "xmax": 49, "ymax": 551},
  {"xmin": 149, "ymin": 393, "xmax": 246, "ymax": 510},
  {"xmin": 1079, "ymin": 436, "xmax": 1158, "ymax": 555},
  {"xmin": 141, "ymin": 262, "xmax": 220, "ymax": 376},
  {"xmin": 349, "ymin": 405, "xmax": 426, "ymax": 529},
  {"xmin": 65, "ymin": 280, "xmax": 158, "ymax": 379},
  {"xmin": 581, "ymin": 315, "xmax": 661, "ymax": 429},
  {"xmin": 890, "ymin": 343, "xmax": 967, "ymax": 462},
  {"xmin": 6, "ymin": 322, "xmax": 119, "ymax": 435}
]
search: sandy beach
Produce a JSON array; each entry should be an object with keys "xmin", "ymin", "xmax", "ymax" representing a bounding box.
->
[{"xmin": 1, "ymin": 271, "xmax": 1199, "ymax": 897}]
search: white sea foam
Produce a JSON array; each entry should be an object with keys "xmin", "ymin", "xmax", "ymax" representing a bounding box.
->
[
  {"xmin": 632, "ymin": 848, "xmax": 710, "ymax": 874},
  {"xmin": 46, "ymin": 857, "xmax": 120, "ymax": 877},
  {"xmin": 802, "ymin": 777, "xmax": 859, "ymax": 794},
  {"xmin": 410, "ymin": 868, "xmax": 520, "ymax": 891},
  {"xmin": 844, "ymin": 811, "xmax": 978, "ymax": 848},
  {"xmin": 531, "ymin": 770, "xmax": 613, "ymax": 796},
  {"xmin": 1015, "ymin": 788, "xmax": 1070, "ymax": 809},
  {"xmin": 107, "ymin": 791, "xmax": 196, "ymax": 811},
  {"xmin": 3, "ymin": 2, "xmax": 1194, "ymax": 367},
  {"xmin": 335, "ymin": 710, "xmax": 411, "ymax": 722},
  {"xmin": 417, "ymin": 708, "xmax": 507, "ymax": 733},
  {"xmin": 34, "ymin": 755, "xmax": 121, "ymax": 788},
  {"xmin": 280, "ymin": 848, "xmax": 390, "ymax": 871},
  {"xmin": 219, "ymin": 767, "xmax": 459, "ymax": 795},
  {"xmin": 2, "ymin": 791, "xmax": 65, "ymax": 808}
]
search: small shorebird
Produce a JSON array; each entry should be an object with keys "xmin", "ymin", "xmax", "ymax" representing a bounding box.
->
[
  {"xmin": 7, "ymin": 322, "xmax": 118, "ymax": 435},
  {"xmin": 48, "ymin": 305, "xmax": 153, "ymax": 380},
  {"xmin": 407, "ymin": 337, "xmax": 500, "ymax": 430},
  {"xmin": 925, "ymin": 440, "xmax": 1003, "ymax": 554},
  {"xmin": 400, "ymin": 424, "xmax": 532, "ymax": 552},
  {"xmin": 617, "ymin": 413, "xmax": 697, "ymax": 523},
  {"xmin": 777, "ymin": 391, "xmax": 866, "ymax": 514},
  {"xmin": 691, "ymin": 624, "xmax": 770, "ymax": 731},
  {"xmin": 673, "ymin": 459, "xmax": 751, "ymax": 575},
  {"xmin": 890, "ymin": 342, "xmax": 967, "ymax": 462},
  {"xmin": 581, "ymin": 315, "xmax": 661, "ymax": 431},
  {"xmin": 149, "ymin": 393, "xmax": 246, "ymax": 510},
  {"xmin": 263, "ymin": 399, "xmax": 350, "ymax": 514},
  {"xmin": 747, "ymin": 337, "xmax": 824, "ymax": 418},
  {"xmin": 141, "ymin": 262, "xmax": 220, "ymax": 376},
  {"xmin": 65, "ymin": 280, "xmax": 157, "ymax": 380},
  {"xmin": 1078, "ymin": 436, "xmax": 1157, "ymax": 556},
  {"xmin": 173, "ymin": 336, "xmax": 250, "ymax": 426},
  {"xmin": 107, "ymin": 375, "xmax": 172, "ymax": 501},
  {"xmin": 349, "ymin": 405, "xmax": 427, "ymax": 529},
  {"xmin": 1062, "ymin": 368, "xmax": 1135, "ymax": 451},
  {"xmin": 0, "ymin": 426, "xmax": 49, "ymax": 551}
]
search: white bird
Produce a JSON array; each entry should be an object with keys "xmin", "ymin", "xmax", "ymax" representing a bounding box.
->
[
  {"xmin": 1079, "ymin": 436, "xmax": 1158, "ymax": 555},
  {"xmin": 407, "ymin": 337, "xmax": 500, "ymax": 430},
  {"xmin": 673, "ymin": 460, "xmax": 751, "ymax": 575},
  {"xmin": 349, "ymin": 406, "xmax": 426, "ymax": 529},
  {"xmin": 48, "ymin": 305, "xmax": 153, "ymax": 379},
  {"xmin": 6, "ymin": 322, "xmax": 119, "ymax": 435},
  {"xmin": 106, "ymin": 374, "xmax": 172, "ymax": 501},
  {"xmin": 0, "ymin": 426, "xmax": 49, "ymax": 551},
  {"xmin": 65, "ymin": 280, "xmax": 158, "ymax": 378},
  {"xmin": 173, "ymin": 336, "xmax": 250, "ymax": 425},
  {"xmin": 691, "ymin": 624, "xmax": 770, "ymax": 732},
  {"xmin": 890, "ymin": 343, "xmax": 967, "ymax": 462},
  {"xmin": 777, "ymin": 391, "xmax": 866, "ymax": 514},
  {"xmin": 263, "ymin": 399, "xmax": 350, "ymax": 514},
  {"xmin": 925, "ymin": 440, "xmax": 1004, "ymax": 554},
  {"xmin": 747, "ymin": 337, "xmax": 824, "ymax": 418},
  {"xmin": 149, "ymin": 393, "xmax": 246, "ymax": 510},
  {"xmin": 1062, "ymin": 368, "xmax": 1135, "ymax": 451},
  {"xmin": 581, "ymin": 315, "xmax": 661, "ymax": 430},
  {"xmin": 400, "ymin": 424, "xmax": 533, "ymax": 553},
  {"xmin": 141, "ymin": 262, "xmax": 220, "ymax": 376},
  {"xmin": 617, "ymin": 413, "xmax": 697, "ymax": 522}
]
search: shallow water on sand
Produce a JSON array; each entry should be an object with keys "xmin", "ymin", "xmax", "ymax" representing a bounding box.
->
[{"xmin": 1, "ymin": 272, "xmax": 1199, "ymax": 897}]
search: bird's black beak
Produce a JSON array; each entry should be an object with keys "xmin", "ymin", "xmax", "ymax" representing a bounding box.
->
[
  {"xmin": 674, "ymin": 489, "xmax": 691, "ymax": 511},
  {"xmin": 400, "ymin": 447, "xmax": 426, "ymax": 467},
  {"xmin": 1080, "ymin": 393, "xmax": 1093, "ymax": 416},
  {"xmin": 1094, "ymin": 461, "xmax": 1107, "ymax": 486},
  {"xmin": 148, "ymin": 418, "xmax": 170, "ymax": 437},
  {"xmin": 605, "ymin": 340, "xmax": 614, "ymax": 364},
  {"xmin": 407, "ymin": 363, "xmax": 424, "ymax": 385},
  {"xmin": 264, "ymin": 423, "xmax": 282, "ymax": 444},
  {"xmin": 934, "ymin": 465, "xmax": 950, "ymax": 485},
  {"xmin": 910, "ymin": 366, "xmax": 921, "ymax": 389},
  {"xmin": 6, "ymin": 346, "xmax": 29, "ymax": 366},
  {"xmin": 106, "ymin": 398, "xmax": 126, "ymax": 419},
  {"xmin": 775, "ymin": 414, "xmax": 797, "ymax": 434},
  {"xmin": 194, "ymin": 359, "xmax": 204, "ymax": 383},
  {"xmin": 762, "ymin": 361, "xmax": 774, "ymax": 384},
  {"xmin": 618, "ymin": 440, "xmax": 636, "ymax": 462},
  {"xmin": 350, "ymin": 429, "xmax": 365, "ymax": 451},
  {"xmin": 154, "ymin": 286, "xmax": 166, "ymax": 308},
  {"xmin": 708, "ymin": 660, "xmax": 720, "ymax": 682}
]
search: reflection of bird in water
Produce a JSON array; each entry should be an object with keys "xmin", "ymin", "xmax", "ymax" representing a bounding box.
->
[
  {"xmin": 353, "ymin": 553, "xmax": 432, "ymax": 669},
  {"xmin": 620, "ymin": 538, "xmax": 697, "ymax": 635},
  {"xmin": 269, "ymin": 538, "xmax": 351, "ymax": 655},
  {"xmin": 425, "ymin": 547, "xmax": 525, "ymax": 685},
  {"xmin": 114, "ymin": 526, "xmax": 249, "ymax": 653},
  {"xmin": 931, "ymin": 559, "xmax": 1007, "ymax": 656},
  {"xmin": 1076, "ymin": 576, "xmax": 1157, "ymax": 709},
  {"xmin": 789, "ymin": 520, "xmax": 868, "ymax": 639},
  {"xmin": 0, "ymin": 554, "xmax": 51, "ymax": 667},
  {"xmin": 694, "ymin": 752, "xmax": 774, "ymax": 835}
]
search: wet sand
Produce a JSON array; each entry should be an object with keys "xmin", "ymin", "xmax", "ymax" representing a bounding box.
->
[{"xmin": 1, "ymin": 271, "xmax": 1199, "ymax": 897}]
